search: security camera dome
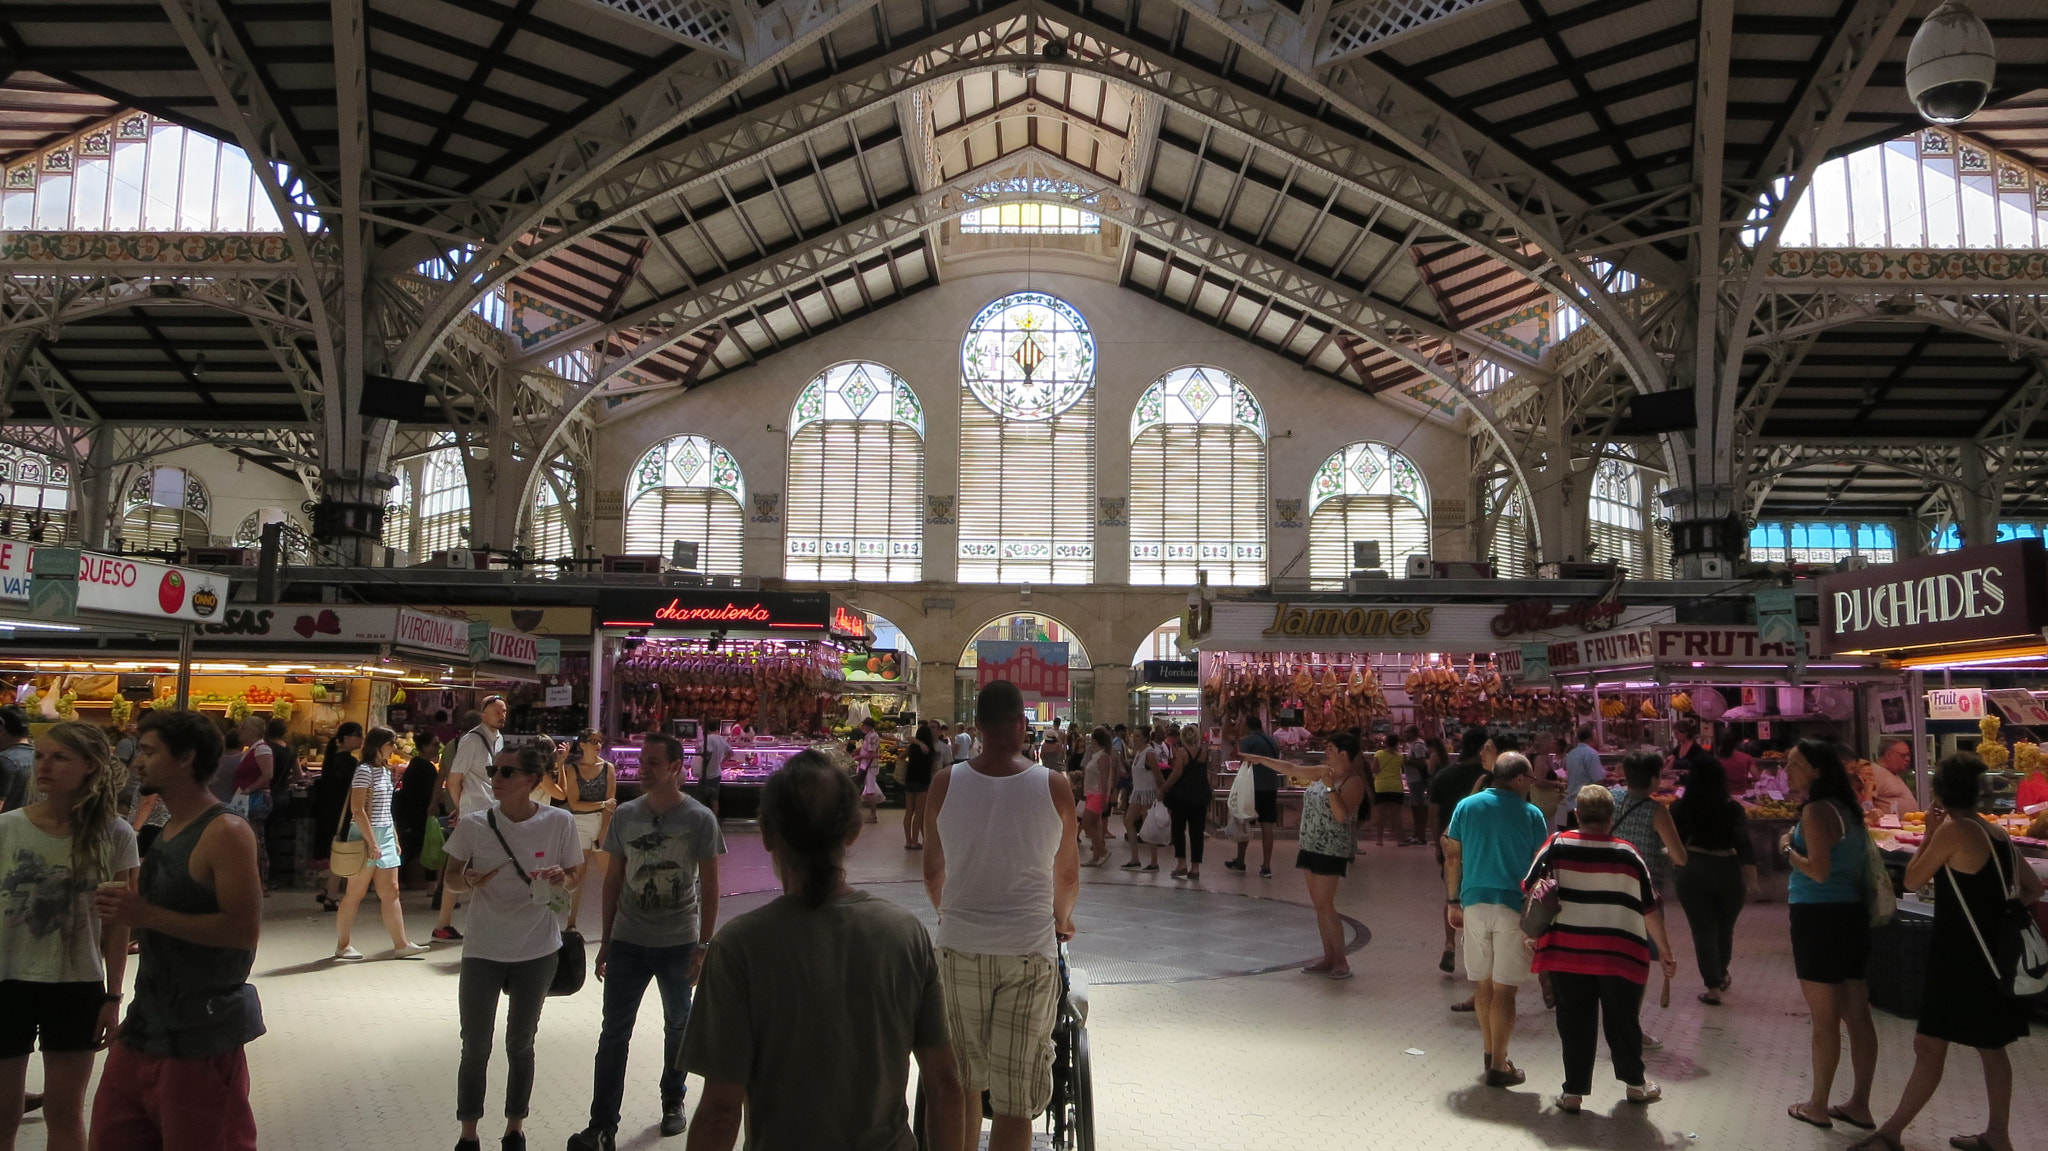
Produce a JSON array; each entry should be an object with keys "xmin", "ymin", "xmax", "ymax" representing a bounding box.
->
[{"xmin": 1905, "ymin": 1, "xmax": 1995, "ymax": 125}]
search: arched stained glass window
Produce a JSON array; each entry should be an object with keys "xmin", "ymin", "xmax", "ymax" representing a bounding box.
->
[
  {"xmin": 786, "ymin": 361, "xmax": 924, "ymax": 581},
  {"xmin": 957, "ymin": 292, "xmax": 1095, "ymax": 583},
  {"xmin": 0, "ymin": 444, "xmax": 72, "ymax": 540},
  {"xmin": 525, "ymin": 460, "xmax": 578, "ymax": 562},
  {"xmin": 383, "ymin": 467, "xmax": 414, "ymax": 557},
  {"xmin": 1587, "ymin": 451, "xmax": 1663, "ymax": 577},
  {"xmin": 625, "ymin": 434, "xmax": 746, "ymax": 574},
  {"xmin": 233, "ymin": 507, "xmax": 310, "ymax": 562},
  {"xmin": 1307, "ymin": 443, "xmax": 1430, "ymax": 589},
  {"xmin": 119, "ymin": 466, "xmax": 208, "ymax": 553},
  {"xmin": 415, "ymin": 448, "xmax": 471, "ymax": 556},
  {"xmin": 1128, "ymin": 366, "xmax": 1268, "ymax": 585}
]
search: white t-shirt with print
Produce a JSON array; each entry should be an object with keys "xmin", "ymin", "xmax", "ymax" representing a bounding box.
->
[
  {"xmin": 444, "ymin": 805, "xmax": 582, "ymax": 963},
  {"xmin": 0, "ymin": 810, "xmax": 140, "ymax": 983}
]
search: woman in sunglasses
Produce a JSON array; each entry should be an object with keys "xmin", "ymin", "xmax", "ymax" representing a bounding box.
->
[
  {"xmin": 547, "ymin": 730, "xmax": 616, "ymax": 935},
  {"xmin": 444, "ymin": 747, "xmax": 584, "ymax": 1151}
]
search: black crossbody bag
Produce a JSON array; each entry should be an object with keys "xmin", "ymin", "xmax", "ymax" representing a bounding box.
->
[{"xmin": 486, "ymin": 810, "xmax": 587, "ymax": 997}]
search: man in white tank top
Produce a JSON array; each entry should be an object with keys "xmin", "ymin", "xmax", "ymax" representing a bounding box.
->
[{"xmin": 922, "ymin": 680, "xmax": 1079, "ymax": 1151}]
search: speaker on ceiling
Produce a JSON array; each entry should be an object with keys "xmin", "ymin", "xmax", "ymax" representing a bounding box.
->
[
  {"xmin": 1616, "ymin": 387, "xmax": 1697, "ymax": 434},
  {"xmin": 360, "ymin": 375, "xmax": 430, "ymax": 421}
]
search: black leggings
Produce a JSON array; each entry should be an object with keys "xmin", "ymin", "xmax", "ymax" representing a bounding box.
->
[
  {"xmin": 1675, "ymin": 853, "xmax": 1746, "ymax": 990},
  {"xmin": 1551, "ymin": 971, "xmax": 1646, "ymax": 1095},
  {"xmin": 1169, "ymin": 803, "xmax": 1206, "ymax": 864}
]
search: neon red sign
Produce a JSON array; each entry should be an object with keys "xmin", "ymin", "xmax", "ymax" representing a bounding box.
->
[
  {"xmin": 653, "ymin": 600, "xmax": 774, "ymax": 624},
  {"xmin": 831, "ymin": 606, "xmax": 870, "ymax": 638}
]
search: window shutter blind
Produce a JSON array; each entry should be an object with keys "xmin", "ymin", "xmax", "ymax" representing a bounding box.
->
[
  {"xmin": 785, "ymin": 420, "xmax": 923, "ymax": 581},
  {"xmin": 1128, "ymin": 424, "xmax": 1267, "ymax": 585},
  {"xmin": 625, "ymin": 489, "xmax": 744, "ymax": 574},
  {"xmin": 1309, "ymin": 496, "xmax": 1430, "ymax": 588},
  {"xmin": 958, "ymin": 389, "xmax": 1094, "ymax": 583}
]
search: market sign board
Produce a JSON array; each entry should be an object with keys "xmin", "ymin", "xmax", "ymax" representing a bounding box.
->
[
  {"xmin": 1984, "ymin": 687, "xmax": 2048, "ymax": 727},
  {"xmin": 15, "ymin": 549, "xmax": 229, "ymax": 625},
  {"xmin": 1140, "ymin": 660, "xmax": 1199, "ymax": 686},
  {"xmin": 191, "ymin": 605, "xmax": 476, "ymax": 659},
  {"xmin": 597, "ymin": 588, "xmax": 833, "ymax": 635},
  {"xmin": 976, "ymin": 640, "xmax": 1069, "ymax": 701},
  {"xmin": 1200, "ymin": 601, "xmax": 1674, "ymax": 655},
  {"xmin": 1927, "ymin": 687, "xmax": 1985, "ymax": 721},
  {"xmin": 1506, "ymin": 624, "xmax": 1825, "ymax": 678},
  {"xmin": 1819, "ymin": 539, "xmax": 2047, "ymax": 656},
  {"xmin": 488, "ymin": 628, "xmax": 539, "ymax": 667}
]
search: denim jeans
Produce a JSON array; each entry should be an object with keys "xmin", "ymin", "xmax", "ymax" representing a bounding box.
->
[{"xmin": 589, "ymin": 939, "xmax": 697, "ymax": 1132}]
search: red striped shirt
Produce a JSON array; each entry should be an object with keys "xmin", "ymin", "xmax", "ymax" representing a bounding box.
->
[{"xmin": 1525, "ymin": 831, "xmax": 1658, "ymax": 983}]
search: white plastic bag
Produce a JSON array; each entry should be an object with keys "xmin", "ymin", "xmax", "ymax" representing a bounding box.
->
[
  {"xmin": 1138, "ymin": 802, "xmax": 1172, "ymax": 846},
  {"xmin": 1227, "ymin": 763, "xmax": 1258, "ymax": 821},
  {"xmin": 1221, "ymin": 814, "xmax": 1253, "ymax": 842}
]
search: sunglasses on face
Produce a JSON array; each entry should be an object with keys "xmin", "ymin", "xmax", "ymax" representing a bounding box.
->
[{"xmin": 492, "ymin": 766, "xmax": 534, "ymax": 780}]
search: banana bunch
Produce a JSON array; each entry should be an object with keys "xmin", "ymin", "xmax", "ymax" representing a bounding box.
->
[
  {"xmin": 1601, "ymin": 699, "xmax": 1625, "ymax": 718},
  {"xmin": 1671, "ymin": 692, "xmax": 1693, "ymax": 713},
  {"xmin": 1638, "ymin": 699, "xmax": 1659, "ymax": 718}
]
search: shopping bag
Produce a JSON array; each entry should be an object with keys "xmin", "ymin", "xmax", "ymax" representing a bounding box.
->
[
  {"xmin": 1221, "ymin": 814, "xmax": 1253, "ymax": 842},
  {"xmin": 1138, "ymin": 803, "xmax": 1173, "ymax": 846},
  {"xmin": 1227, "ymin": 763, "xmax": 1258, "ymax": 822},
  {"xmin": 420, "ymin": 816, "xmax": 448, "ymax": 872}
]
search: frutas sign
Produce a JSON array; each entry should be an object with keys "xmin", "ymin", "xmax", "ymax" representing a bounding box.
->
[{"xmin": 1820, "ymin": 540, "xmax": 2047, "ymax": 655}]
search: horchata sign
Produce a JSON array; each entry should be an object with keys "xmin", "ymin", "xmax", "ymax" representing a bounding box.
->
[{"xmin": 1819, "ymin": 540, "xmax": 2046, "ymax": 656}]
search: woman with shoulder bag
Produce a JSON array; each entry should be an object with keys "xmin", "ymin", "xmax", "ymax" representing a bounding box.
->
[
  {"xmin": 332, "ymin": 727, "xmax": 426, "ymax": 961},
  {"xmin": 1851, "ymin": 754, "xmax": 2044, "ymax": 1151},
  {"xmin": 443, "ymin": 747, "xmax": 584, "ymax": 1151},
  {"xmin": 313, "ymin": 723, "xmax": 363, "ymax": 912}
]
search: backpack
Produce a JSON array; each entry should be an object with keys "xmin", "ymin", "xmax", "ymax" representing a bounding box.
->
[{"xmin": 1950, "ymin": 824, "xmax": 2048, "ymax": 998}]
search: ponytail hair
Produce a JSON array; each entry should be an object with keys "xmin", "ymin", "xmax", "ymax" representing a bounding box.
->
[
  {"xmin": 325, "ymin": 721, "xmax": 363, "ymax": 758},
  {"xmin": 42, "ymin": 722, "xmax": 125, "ymax": 887},
  {"xmin": 759, "ymin": 750, "xmax": 858, "ymax": 907}
]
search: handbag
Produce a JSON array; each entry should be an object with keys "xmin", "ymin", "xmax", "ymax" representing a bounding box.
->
[
  {"xmin": 1949, "ymin": 823, "xmax": 2048, "ymax": 998},
  {"xmin": 420, "ymin": 815, "xmax": 449, "ymax": 872},
  {"xmin": 487, "ymin": 811, "xmax": 587, "ymax": 997},
  {"xmin": 232, "ymin": 746, "xmax": 262, "ymax": 791},
  {"xmin": 1854, "ymin": 803, "xmax": 1896, "ymax": 927},
  {"xmin": 329, "ymin": 808, "xmax": 365, "ymax": 878}
]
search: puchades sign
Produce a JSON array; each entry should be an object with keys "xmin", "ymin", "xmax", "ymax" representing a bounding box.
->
[{"xmin": 1819, "ymin": 540, "xmax": 2047, "ymax": 656}]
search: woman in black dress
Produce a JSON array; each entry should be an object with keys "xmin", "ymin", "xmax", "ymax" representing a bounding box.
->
[
  {"xmin": 393, "ymin": 730, "xmax": 441, "ymax": 887},
  {"xmin": 312, "ymin": 722, "xmax": 363, "ymax": 910},
  {"xmin": 1852, "ymin": 754, "xmax": 2044, "ymax": 1151},
  {"xmin": 901, "ymin": 720, "xmax": 935, "ymax": 850},
  {"xmin": 1161, "ymin": 723, "xmax": 1212, "ymax": 882}
]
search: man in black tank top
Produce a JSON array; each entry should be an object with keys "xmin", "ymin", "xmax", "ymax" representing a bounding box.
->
[{"xmin": 91, "ymin": 709, "xmax": 265, "ymax": 1151}]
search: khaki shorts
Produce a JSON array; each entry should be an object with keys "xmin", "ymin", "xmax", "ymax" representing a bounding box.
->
[
  {"xmin": 937, "ymin": 948, "xmax": 1060, "ymax": 1119},
  {"xmin": 1462, "ymin": 902, "xmax": 1533, "ymax": 985}
]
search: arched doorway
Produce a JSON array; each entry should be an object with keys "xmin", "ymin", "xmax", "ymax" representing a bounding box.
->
[
  {"xmin": 956, "ymin": 612, "xmax": 1092, "ymax": 729},
  {"xmin": 1131, "ymin": 617, "xmax": 1198, "ymax": 728}
]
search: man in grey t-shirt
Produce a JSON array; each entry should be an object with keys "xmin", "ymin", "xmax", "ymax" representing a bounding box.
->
[{"xmin": 568, "ymin": 734, "xmax": 724, "ymax": 1149}]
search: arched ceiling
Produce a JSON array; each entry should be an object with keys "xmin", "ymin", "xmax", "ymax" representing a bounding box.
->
[{"xmin": 2, "ymin": 0, "xmax": 2047, "ymax": 511}]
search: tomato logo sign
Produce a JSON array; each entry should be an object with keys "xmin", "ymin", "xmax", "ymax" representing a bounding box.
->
[{"xmin": 158, "ymin": 571, "xmax": 186, "ymax": 615}]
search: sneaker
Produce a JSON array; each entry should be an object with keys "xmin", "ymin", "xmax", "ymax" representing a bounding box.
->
[
  {"xmin": 334, "ymin": 946, "xmax": 364, "ymax": 961},
  {"xmin": 1641, "ymin": 1034, "xmax": 1663, "ymax": 1051},
  {"xmin": 391, "ymin": 942, "xmax": 430, "ymax": 959},
  {"xmin": 1224, "ymin": 859, "xmax": 1245, "ymax": 871},
  {"xmin": 565, "ymin": 1127, "xmax": 616, "ymax": 1151},
  {"xmin": 432, "ymin": 926, "xmax": 464, "ymax": 942},
  {"xmin": 454, "ymin": 1141, "xmax": 480, "ymax": 1151},
  {"xmin": 660, "ymin": 1097, "xmax": 686, "ymax": 1137},
  {"xmin": 1119, "ymin": 861, "xmax": 1143, "ymax": 870},
  {"xmin": 501, "ymin": 1134, "xmax": 526, "ymax": 1151},
  {"xmin": 1259, "ymin": 866, "xmax": 1272, "ymax": 878},
  {"xmin": 1439, "ymin": 949, "xmax": 1455, "ymax": 973},
  {"xmin": 22, "ymin": 1093, "xmax": 41, "ymax": 1114}
]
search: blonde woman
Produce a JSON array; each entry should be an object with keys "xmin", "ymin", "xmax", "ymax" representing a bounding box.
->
[
  {"xmin": 0, "ymin": 722, "xmax": 139, "ymax": 1151},
  {"xmin": 548, "ymin": 730, "xmax": 616, "ymax": 934},
  {"xmin": 333, "ymin": 727, "xmax": 425, "ymax": 961}
]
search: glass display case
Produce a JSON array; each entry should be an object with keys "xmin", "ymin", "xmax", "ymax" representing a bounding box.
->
[{"xmin": 608, "ymin": 738, "xmax": 824, "ymax": 787}]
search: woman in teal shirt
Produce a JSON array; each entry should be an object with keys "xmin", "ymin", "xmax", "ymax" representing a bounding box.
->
[{"xmin": 1782, "ymin": 738, "xmax": 1879, "ymax": 1133}]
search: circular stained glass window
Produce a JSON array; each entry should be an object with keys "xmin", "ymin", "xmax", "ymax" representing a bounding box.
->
[{"xmin": 960, "ymin": 292, "xmax": 1095, "ymax": 421}]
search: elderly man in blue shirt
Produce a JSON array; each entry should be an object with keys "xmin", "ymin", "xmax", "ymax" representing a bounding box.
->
[{"xmin": 1562, "ymin": 725, "xmax": 1607, "ymax": 829}]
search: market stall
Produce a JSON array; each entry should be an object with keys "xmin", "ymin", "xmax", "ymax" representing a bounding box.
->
[
  {"xmin": 594, "ymin": 588, "xmax": 858, "ymax": 815},
  {"xmin": 1186, "ymin": 592, "xmax": 1678, "ymax": 829},
  {"xmin": 1132, "ymin": 659, "xmax": 1199, "ymax": 729}
]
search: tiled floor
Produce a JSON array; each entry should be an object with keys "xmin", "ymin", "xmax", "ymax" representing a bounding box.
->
[{"xmin": 16, "ymin": 813, "xmax": 2047, "ymax": 1151}]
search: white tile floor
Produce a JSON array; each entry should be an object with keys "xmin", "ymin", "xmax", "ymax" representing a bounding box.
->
[{"xmin": 15, "ymin": 813, "xmax": 2047, "ymax": 1151}]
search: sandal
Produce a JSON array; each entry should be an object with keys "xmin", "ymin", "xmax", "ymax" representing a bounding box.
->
[
  {"xmin": 1327, "ymin": 967, "xmax": 1353, "ymax": 981},
  {"xmin": 1451, "ymin": 998, "xmax": 1477, "ymax": 1012},
  {"xmin": 1303, "ymin": 959, "xmax": 1335, "ymax": 974},
  {"xmin": 1698, "ymin": 992, "xmax": 1722, "ymax": 1005},
  {"xmin": 1626, "ymin": 1082, "xmax": 1662, "ymax": 1104},
  {"xmin": 1788, "ymin": 1104, "xmax": 1833, "ymax": 1130},
  {"xmin": 1948, "ymin": 1136, "xmax": 2006, "ymax": 1151},
  {"xmin": 1849, "ymin": 1135, "xmax": 1904, "ymax": 1151},
  {"xmin": 1831, "ymin": 1106, "xmax": 1877, "ymax": 1130},
  {"xmin": 1555, "ymin": 1094, "xmax": 1582, "ymax": 1115}
]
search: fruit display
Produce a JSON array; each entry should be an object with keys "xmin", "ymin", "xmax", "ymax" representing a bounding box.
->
[
  {"xmin": 1747, "ymin": 798, "xmax": 1801, "ymax": 820},
  {"xmin": 615, "ymin": 637, "xmax": 844, "ymax": 734},
  {"xmin": 1979, "ymin": 715, "xmax": 2010, "ymax": 769}
]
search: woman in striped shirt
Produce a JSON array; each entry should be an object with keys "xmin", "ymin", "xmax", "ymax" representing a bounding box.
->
[{"xmin": 1524, "ymin": 783, "xmax": 1679, "ymax": 1114}]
